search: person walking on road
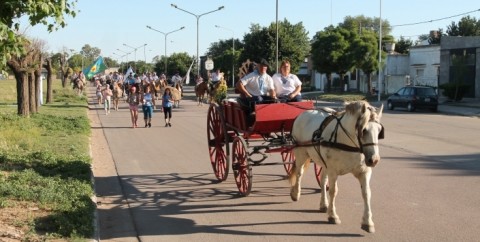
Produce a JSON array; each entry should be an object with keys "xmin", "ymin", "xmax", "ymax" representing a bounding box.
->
[
  {"xmin": 141, "ymin": 85, "xmax": 154, "ymax": 128},
  {"xmin": 127, "ymin": 86, "xmax": 140, "ymax": 128},
  {"xmin": 103, "ymin": 84, "xmax": 113, "ymax": 115},
  {"xmin": 96, "ymin": 82, "xmax": 103, "ymax": 105},
  {"xmin": 162, "ymin": 88, "xmax": 174, "ymax": 127},
  {"xmin": 112, "ymin": 82, "xmax": 123, "ymax": 111}
]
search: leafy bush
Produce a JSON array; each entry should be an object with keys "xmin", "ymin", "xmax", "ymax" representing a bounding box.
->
[{"xmin": 439, "ymin": 82, "xmax": 470, "ymax": 101}]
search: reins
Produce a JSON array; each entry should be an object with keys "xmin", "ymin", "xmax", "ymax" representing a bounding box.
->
[{"xmin": 295, "ymin": 110, "xmax": 381, "ymax": 168}]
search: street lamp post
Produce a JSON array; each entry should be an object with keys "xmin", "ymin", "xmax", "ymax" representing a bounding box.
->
[
  {"xmin": 113, "ymin": 52, "xmax": 126, "ymax": 73},
  {"xmin": 377, "ymin": 0, "xmax": 382, "ymax": 102},
  {"xmin": 116, "ymin": 49, "xmax": 131, "ymax": 63},
  {"xmin": 171, "ymin": 3, "xmax": 225, "ymax": 77},
  {"xmin": 275, "ymin": 0, "xmax": 279, "ymax": 73},
  {"xmin": 123, "ymin": 43, "xmax": 147, "ymax": 70},
  {"xmin": 146, "ymin": 25, "xmax": 185, "ymax": 74},
  {"xmin": 215, "ymin": 25, "xmax": 235, "ymax": 87}
]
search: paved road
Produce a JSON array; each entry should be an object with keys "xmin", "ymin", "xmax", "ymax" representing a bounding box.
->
[{"xmin": 90, "ymin": 86, "xmax": 480, "ymax": 242}]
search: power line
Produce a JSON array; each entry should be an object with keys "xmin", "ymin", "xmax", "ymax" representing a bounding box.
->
[{"xmin": 392, "ymin": 8, "xmax": 480, "ymax": 27}]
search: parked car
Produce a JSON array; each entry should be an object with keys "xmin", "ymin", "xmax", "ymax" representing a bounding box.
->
[{"xmin": 387, "ymin": 86, "xmax": 438, "ymax": 112}]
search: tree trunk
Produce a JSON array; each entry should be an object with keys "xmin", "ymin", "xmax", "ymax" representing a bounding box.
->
[
  {"xmin": 34, "ymin": 63, "xmax": 42, "ymax": 112},
  {"xmin": 34, "ymin": 72, "xmax": 43, "ymax": 113},
  {"xmin": 366, "ymin": 72, "xmax": 372, "ymax": 94},
  {"xmin": 326, "ymin": 73, "xmax": 332, "ymax": 92},
  {"xmin": 28, "ymin": 72, "xmax": 36, "ymax": 113},
  {"xmin": 45, "ymin": 58, "xmax": 53, "ymax": 103},
  {"xmin": 7, "ymin": 59, "xmax": 30, "ymax": 116},
  {"xmin": 339, "ymin": 73, "xmax": 346, "ymax": 93}
]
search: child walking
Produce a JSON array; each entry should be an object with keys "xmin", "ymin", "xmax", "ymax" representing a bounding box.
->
[
  {"xmin": 127, "ymin": 86, "xmax": 140, "ymax": 128},
  {"xmin": 141, "ymin": 85, "xmax": 154, "ymax": 128},
  {"xmin": 162, "ymin": 88, "xmax": 174, "ymax": 127}
]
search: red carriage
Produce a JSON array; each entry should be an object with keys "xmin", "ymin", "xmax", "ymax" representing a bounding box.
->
[{"xmin": 207, "ymin": 100, "xmax": 325, "ymax": 196}]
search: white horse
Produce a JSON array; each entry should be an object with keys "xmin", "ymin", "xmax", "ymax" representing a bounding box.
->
[{"xmin": 290, "ymin": 101, "xmax": 384, "ymax": 233}]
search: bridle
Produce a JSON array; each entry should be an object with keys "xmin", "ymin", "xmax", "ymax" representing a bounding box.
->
[{"xmin": 310, "ymin": 113, "xmax": 384, "ymax": 168}]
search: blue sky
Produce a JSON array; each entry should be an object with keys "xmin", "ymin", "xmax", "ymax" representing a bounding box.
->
[{"xmin": 19, "ymin": 0, "xmax": 480, "ymax": 63}]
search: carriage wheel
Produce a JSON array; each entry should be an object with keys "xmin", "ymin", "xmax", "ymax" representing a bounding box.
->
[
  {"xmin": 314, "ymin": 163, "xmax": 329, "ymax": 190},
  {"xmin": 207, "ymin": 104, "xmax": 229, "ymax": 181},
  {"xmin": 281, "ymin": 148, "xmax": 295, "ymax": 175},
  {"xmin": 232, "ymin": 136, "xmax": 252, "ymax": 196}
]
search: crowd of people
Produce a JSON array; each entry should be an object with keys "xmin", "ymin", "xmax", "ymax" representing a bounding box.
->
[
  {"xmin": 93, "ymin": 70, "xmax": 180, "ymax": 128},
  {"xmin": 91, "ymin": 58, "xmax": 303, "ymax": 129}
]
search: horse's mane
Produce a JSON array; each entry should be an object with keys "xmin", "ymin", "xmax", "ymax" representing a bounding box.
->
[{"xmin": 337, "ymin": 101, "xmax": 376, "ymax": 131}]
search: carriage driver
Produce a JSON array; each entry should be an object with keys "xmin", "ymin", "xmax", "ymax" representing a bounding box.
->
[{"xmin": 236, "ymin": 58, "xmax": 277, "ymax": 104}]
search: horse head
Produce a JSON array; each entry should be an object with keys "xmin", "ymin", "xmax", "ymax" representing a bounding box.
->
[{"xmin": 349, "ymin": 101, "xmax": 384, "ymax": 167}]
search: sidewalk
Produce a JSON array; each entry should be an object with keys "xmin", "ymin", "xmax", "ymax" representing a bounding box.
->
[
  {"xmin": 437, "ymin": 98, "xmax": 480, "ymax": 118},
  {"xmin": 309, "ymin": 96, "xmax": 480, "ymax": 118}
]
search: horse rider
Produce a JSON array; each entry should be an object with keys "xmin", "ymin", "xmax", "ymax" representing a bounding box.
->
[
  {"xmin": 209, "ymin": 68, "xmax": 222, "ymax": 92},
  {"xmin": 171, "ymin": 71, "xmax": 182, "ymax": 87}
]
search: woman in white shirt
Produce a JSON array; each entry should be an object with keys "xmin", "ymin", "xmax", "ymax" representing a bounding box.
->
[{"xmin": 272, "ymin": 60, "xmax": 302, "ymax": 102}]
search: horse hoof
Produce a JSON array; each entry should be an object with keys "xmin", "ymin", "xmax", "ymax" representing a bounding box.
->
[
  {"xmin": 290, "ymin": 193, "xmax": 299, "ymax": 202},
  {"xmin": 319, "ymin": 207, "xmax": 327, "ymax": 213},
  {"xmin": 328, "ymin": 217, "xmax": 341, "ymax": 224},
  {"xmin": 361, "ymin": 224, "xmax": 375, "ymax": 233}
]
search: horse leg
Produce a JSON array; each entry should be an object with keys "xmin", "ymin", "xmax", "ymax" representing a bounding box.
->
[
  {"xmin": 357, "ymin": 169, "xmax": 375, "ymax": 233},
  {"xmin": 327, "ymin": 174, "xmax": 341, "ymax": 225},
  {"xmin": 290, "ymin": 148, "xmax": 310, "ymax": 201},
  {"xmin": 318, "ymin": 166, "xmax": 329, "ymax": 213}
]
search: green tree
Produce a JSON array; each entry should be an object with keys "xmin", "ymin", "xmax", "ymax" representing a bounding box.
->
[
  {"xmin": 80, "ymin": 44, "xmax": 101, "ymax": 67},
  {"xmin": 338, "ymin": 15, "xmax": 391, "ymax": 92},
  {"xmin": 395, "ymin": 36, "xmax": 413, "ymax": 54},
  {"xmin": 340, "ymin": 15, "xmax": 392, "ymax": 37},
  {"xmin": 154, "ymin": 52, "xmax": 194, "ymax": 78},
  {"xmin": 240, "ymin": 19, "xmax": 310, "ymax": 74},
  {"xmin": 351, "ymin": 30, "xmax": 379, "ymax": 93},
  {"xmin": 206, "ymin": 39, "xmax": 242, "ymax": 85},
  {"xmin": 1, "ymin": 0, "xmax": 77, "ymax": 116},
  {"xmin": 447, "ymin": 16, "xmax": 480, "ymax": 36},
  {"xmin": 311, "ymin": 26, "xmax": 356, "ymax": 92},
  {"xmin": 68, "ymin": 53, "xmax": 84, "ymax": 71},
  {"xmin": 241, "ymin": 23, "xmax": 272, "ymax": 70},
  {"xmin": 417, "ymin": 29, "xmax": 443, "ymax": 45}
]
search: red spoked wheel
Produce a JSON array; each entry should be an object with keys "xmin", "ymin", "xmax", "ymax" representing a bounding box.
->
[
  {"xmin": 232, "ymin": 136, "xmax": 252, "ymax": 196},
  {"xmin": 281, "ymin": 148, "xmax": 295, "ymax": 175},
  {"xmin": 207, "ymin": 103, "xmax": 229, "ymax": 181},
  {"xmin": 314, "ymin": 163, "xmax": 329, "ymax": 191}
]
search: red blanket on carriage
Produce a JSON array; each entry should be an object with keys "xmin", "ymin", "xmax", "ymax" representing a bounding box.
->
[{"xmin": 224, "ymin": 101, "xmax": 314, "ymax": 134}]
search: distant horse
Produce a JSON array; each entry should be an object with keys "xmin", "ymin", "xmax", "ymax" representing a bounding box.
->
[
  {"xmin": 112, "ymin": 83, "xmax": 123, "ymax": 111},
  {"xmin": 195, "ymin": 81, "xmax": 209, "ymax": 106},
  {"xmin": 71, "ymin": 75, "xmax": 84, "ymax": 95},
  {"xmin": 173, "ymin": 82, "xmax": 182, "ymax": 108},
  {"xmin": 154, "ymin": 79, "xmax": 167, "ymax": 98},
  {"xmin": 290, "ymin": 101, "xmax": 384, "ymax": 233}
]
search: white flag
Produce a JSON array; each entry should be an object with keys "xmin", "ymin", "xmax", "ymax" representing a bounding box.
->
[
  {"xmin": 124, "ymin": 66, "xmax": 134, "ymax": 77},
  {"xmin": 185, "ymin": 58, "xmax": 195, "ymax": 85}
]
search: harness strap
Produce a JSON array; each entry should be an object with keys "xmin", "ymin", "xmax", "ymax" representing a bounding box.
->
[{"xmin": 319, "ymin": 141, "xmax": 361, "ymax": 152}]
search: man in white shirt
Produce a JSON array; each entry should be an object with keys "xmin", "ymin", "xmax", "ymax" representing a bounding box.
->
[
  {"xmin": 211, "ymin": 68, "xmax": 222, "ymax": 82},
  {"xmin": 171, "ymin": 71, "xmax": 182, "ymax": 87},
  {"xmin": 236, "ymin": 58, "xmax": 276, "ymax": 103},
  {"xmin": 235, "ymin": 58, "xmax": 278, "ymax": 131},
  {"xmin": 272, "ymin": 60, "xmax": 302, "ymax": 102}
]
